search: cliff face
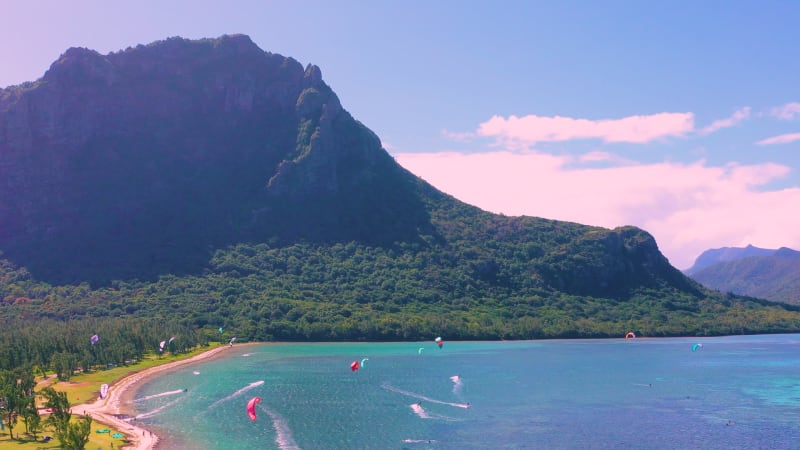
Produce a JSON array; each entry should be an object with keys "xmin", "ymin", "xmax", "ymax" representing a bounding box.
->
[
  {"xmin": 0, "ymin": 35, "xmax": 429, "ymax": 284},
  {"xmin": 539, "ymin": 226, "xmax": 699, "ymax": 297}
]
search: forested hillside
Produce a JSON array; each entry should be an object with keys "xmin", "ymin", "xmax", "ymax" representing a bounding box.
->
[
  {"xmin": 4, "ymin": 212, "xmax": 799, "ymax": 348},
  {"xmin": 2, "ymin": 35, "xmax": 800, "ymax": 375}
]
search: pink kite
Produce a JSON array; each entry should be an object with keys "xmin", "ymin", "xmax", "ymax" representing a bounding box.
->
[{"xmin": 247, "ymin": 396, "xmax": 261, "ymax": 421}]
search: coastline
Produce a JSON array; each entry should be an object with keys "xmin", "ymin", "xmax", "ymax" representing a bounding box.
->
[{"xmin": 72, "ymin": 343, "xmax": 259, "ymax": 450}]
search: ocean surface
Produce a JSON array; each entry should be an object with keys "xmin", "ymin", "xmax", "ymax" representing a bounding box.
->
[{"xmin": 131, "ymin": 335, "xmax": 800, "ymax": 449}]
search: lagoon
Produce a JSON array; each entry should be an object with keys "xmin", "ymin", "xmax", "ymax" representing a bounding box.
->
[{"xmin": 132, "ymin": 335, "xmax": 800, "ymax": 449}]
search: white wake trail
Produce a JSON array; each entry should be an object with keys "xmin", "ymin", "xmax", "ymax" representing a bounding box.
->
[
  {"xmin": 403, "ymin": 438, "xmax": 438, "ymax": 444},
  {"xmin": 134, "ymin": 397, "xmax": 183, "ymax": 419},
  {"xmin": 134, "ymin": 389, "xmax": 184, "ymax": 403},
  {"xmin": 382, "ymin": 383, "xmax": 470, "ymax": 409},
  {"xmin": 260, "ymin": 405, "xmax": 301, "ymax": 450},
  {"xmin": 208, "ymin": 380, "xmax": 265, "ymax": 408}
]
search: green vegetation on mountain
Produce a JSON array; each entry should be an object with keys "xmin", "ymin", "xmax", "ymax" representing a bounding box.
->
[{"xmin": 3, "ymin": 214, "xmax": 799, "ymax": 350}]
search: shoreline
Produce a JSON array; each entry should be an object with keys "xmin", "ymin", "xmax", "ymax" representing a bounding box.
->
[{"xmin": 72, "ymin": 343, "xmax": 260, "ymax": 450}]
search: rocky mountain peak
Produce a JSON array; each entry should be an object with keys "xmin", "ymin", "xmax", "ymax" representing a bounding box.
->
[
  {"xmin": 0, "ymin": 35, "xmax": 425, "ymax": 284},
  {"xmin": 44, "ymin": 47, "xmax": 114, "ymax": 85}
]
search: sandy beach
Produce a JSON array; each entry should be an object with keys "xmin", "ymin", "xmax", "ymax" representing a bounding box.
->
[{"xmin": 71, "ymin": 344, "xmax": 239, "ymax": 450}]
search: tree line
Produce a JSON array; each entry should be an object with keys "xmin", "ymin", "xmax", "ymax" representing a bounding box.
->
[{"xmin": 0, "ymin": 317, "xmax": 208, "ymax": 378}]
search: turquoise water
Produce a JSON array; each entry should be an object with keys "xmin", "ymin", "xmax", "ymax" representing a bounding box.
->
[{"xmin": 132, "ymin": 335, "xmax": 800, "ymax": 449}]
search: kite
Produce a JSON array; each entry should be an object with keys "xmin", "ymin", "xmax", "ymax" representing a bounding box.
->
[{"xmin": 247, "ymin": 396, "xmax": 261, "ymax": 421}]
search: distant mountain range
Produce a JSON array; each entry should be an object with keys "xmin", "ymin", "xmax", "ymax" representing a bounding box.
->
[
  {"xmin": 686, "ymin": 245, "xmax": 800, "ymax": 304},
  {"xmin": 685, "ymin": 245, "xmax": 777, "ymax": 274}
]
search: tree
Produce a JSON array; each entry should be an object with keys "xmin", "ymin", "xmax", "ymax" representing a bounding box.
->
[
  {"xmin": 41, "ymin": 387, "xmax": 71, "ymax": 443},
  {"xmin": 32, "ymin": 363, "xmax": 48, "ymax": 381},
  {"xmin": 0, "ymin": 369, "xmax": 25, "ymax": 439},
  {"xmin": 20, "ymin": 396, "xmax": 42, "ymax": 440},
  {"xmin": 51, "ymin": 352, "xmax": 77, "ymax": 381},
  {"xmin": 62, "ymin": 415, "xmax": 92, "ymax": 450}
]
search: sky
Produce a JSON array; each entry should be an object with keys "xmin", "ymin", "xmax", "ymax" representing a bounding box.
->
[{"xmin": 2, "ymin": 0, "xmax": 799, "ymax": 270}]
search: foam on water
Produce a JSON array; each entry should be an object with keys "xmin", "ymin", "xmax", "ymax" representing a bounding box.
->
[
  {"xmin": 450, "ymin": 375, "xmax": 463, "ymax": 395},
  {"xmin": 409, "ymin": 403, "xmax": 429, "ymax": 418},
  {"xmin": 260, "ymin": 405, "xmax": 301, "ymax": 450}
]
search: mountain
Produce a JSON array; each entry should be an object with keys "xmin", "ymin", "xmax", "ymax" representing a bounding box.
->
[
  {"xmin": 1, "ymin": 35, "xmax": 431, "ymax": 284},
  {"xmin": 685, "ymin": 244, "xmax": 776, "ymax": 275},
  {"xmin": 689, "ymin": 247, "xmax": 800, "ymax": 304},
  {"xmin": 2, "ymin": 35, "xmax": 800, "ymax": 340}
]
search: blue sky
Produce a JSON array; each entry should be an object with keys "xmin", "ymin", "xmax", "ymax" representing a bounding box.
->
[{"xmin": 3, "ymin": 1, "xmax": 799, "ymax": 269}]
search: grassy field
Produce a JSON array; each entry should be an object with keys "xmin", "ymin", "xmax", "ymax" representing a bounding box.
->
[
  {"xmin": 0, "ymin": 343, "xmax": 222, "ymax": 450},
  {"xmin": 0, "ymin": 422, "xmax": 125, "ymax": 450}
]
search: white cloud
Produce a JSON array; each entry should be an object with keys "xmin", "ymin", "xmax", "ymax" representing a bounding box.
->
[
  {"xmin": 394, "ymin": 150, "xmax": 800, "ymax": 270},
  {"xmin": 474, "ymin": 112, "xmax": 695, "ymax": 145},
  {"xmin": 699, "ymin": 107, "xmax": 751, "ymax": 135},
  {"xmin": 770, "ymin": 102, "xmax": 800, "ymax": 120},
  {"xmin": 440, "ymin": 129, "xmax": 476, "ymax": 142},
  {"xmin": 756, "ymin": 132, "xmax": 800, "ymax": 146},
  {"xmin": 450, "ymin": 108, "xmax": 754, "ymax": 148}
]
